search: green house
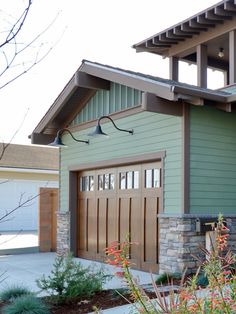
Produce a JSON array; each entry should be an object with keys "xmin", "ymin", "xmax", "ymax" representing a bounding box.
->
[{"xmin": 31, "ymin": 0, "xmax": 236, "ymax": 273}]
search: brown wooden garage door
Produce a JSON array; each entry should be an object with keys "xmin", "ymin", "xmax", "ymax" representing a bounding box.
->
[{"xmin": 77, "ymin": 162, "xmax": 161, "ymax": 272}]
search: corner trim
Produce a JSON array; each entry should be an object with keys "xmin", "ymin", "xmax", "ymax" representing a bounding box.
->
[
  {"xmin": 69, "ymin": 171, "xmax": 78, "ymax": 255},
  {"xmin": 182, "ymin": 102, "xmax": 190, "ymax": 214}
]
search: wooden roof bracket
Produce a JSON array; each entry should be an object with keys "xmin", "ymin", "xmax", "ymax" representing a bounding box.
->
[
  {"xmin": 215, "ymin": 103, "xmax": 232, "ymax": 112},
  {"xmin": 141, "ymin": 92, "xmax": 183, "ymax": 116},
  {"xmin": 176, "ymin": 94, "xmax": 204, "ymax": 106}
]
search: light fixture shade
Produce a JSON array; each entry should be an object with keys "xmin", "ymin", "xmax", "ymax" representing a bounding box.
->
[
  {"xmin": 218, "ymin": 48, "xmax": 224, "ymax": 58},
  {"xmin": 48, "ymin": 135, "xmax": 67, "ymax": 147},
  {"xmin": 88, "ymin": 124, "xmax": 108, "ymax": 137}
]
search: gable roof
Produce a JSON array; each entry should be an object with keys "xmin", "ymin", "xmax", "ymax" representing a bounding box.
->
[
  {"xmin": 31, "ymin": 59, "xmax": 236, "ymax": 145},
  {"xmin": 0, "ymin": 143, "xmax": 59, "ymax": 171},
  {"xmin": 133, "ymin": 0, "xmax": 236, "ymax": 57}
]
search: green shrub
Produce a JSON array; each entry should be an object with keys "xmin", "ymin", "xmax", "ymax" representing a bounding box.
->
[
  {"xmin": 36, "ymin": 253, "xmax": 111, "ymax": 303},
  {"xmin": 155, "ymin": 271, "xmax": 181, "ymax": 285},
  {"xmin": 2, "ymin": 295, "xmax": 50, "ymax": 314},
  {"xmin": 196, "ymin": 273, "xmax": 209, "ymax": 287},
  {"xmin": 0, "ymin": 286, "xmax": 32, "ymax": 302},
  {"xmin": 111, "ymin": 287, "xmax": 129, "ymax": 298}
]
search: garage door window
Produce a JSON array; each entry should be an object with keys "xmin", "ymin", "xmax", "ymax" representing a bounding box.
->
[
  {"xmin": 80, "ymin": 176, "xmax": 94, "ymax": 191},
  {"xmin": 145, "ymin": 169, "xmax": 160, "ymax": 188},
  {"xmin": 119, "ymin": 171, "xmax": 139, "ymax": 190},
  {"xmin": 98, "ymin": 173, "xmax": 115, "ymax": 190}
]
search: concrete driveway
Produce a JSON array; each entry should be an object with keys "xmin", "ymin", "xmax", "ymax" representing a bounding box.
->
[
  {"xmin": 0, "ymin": 231, "xmax": 39, "ymax": 255},
  {"xmin": 0, "ymin": 252, "xmax": 155, "ymax": 295}
]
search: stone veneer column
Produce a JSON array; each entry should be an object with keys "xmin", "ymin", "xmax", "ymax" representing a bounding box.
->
[
  {"xmin": 158, "ymin": 215, "xmax": 236, "ymax": 275},
  {"xmin": 226, "ymin": 217, "xmax": 236, "ymax": 252},
  {"xmin": 57, "ymin": 211, "xmax": 70, "ymax": 254}
]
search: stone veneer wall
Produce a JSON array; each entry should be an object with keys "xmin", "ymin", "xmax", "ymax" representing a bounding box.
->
[
  {"xmin": 226, "ymin": 217, "xmax": 236, "ymax": 252},
  {"xmin": 57, "ymin": 212, "xmax": 70, "ymax": 254},
  {"xmin": 158, "ymin": 215, "xmax": 236, "ymax": 274}
]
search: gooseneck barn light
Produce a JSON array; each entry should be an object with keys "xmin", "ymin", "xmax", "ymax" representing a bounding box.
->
[
  {"xmin": 88, "ymin": 115, "xmax": 134, "ymax": 137},
  {"xmin": 49, "ymin": 128, "xmax": 89, "ymax": 147}
]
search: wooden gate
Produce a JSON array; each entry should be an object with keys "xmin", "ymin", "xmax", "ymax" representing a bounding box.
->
[
  {"xmin": 39, "ymin": 187, "xmax": 58, "ymax": 252},
  {"xmin": 77, "ymin": 161, "xmax": 161, "ymax": 272}
]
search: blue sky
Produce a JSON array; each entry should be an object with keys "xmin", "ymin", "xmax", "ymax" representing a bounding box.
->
[{"xmin": 0, "ymin": 0, "xmax": 220, "ymax": 144}]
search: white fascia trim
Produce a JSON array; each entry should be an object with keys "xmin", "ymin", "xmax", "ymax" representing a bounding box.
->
[{"xmin": 81, "ymin": 61, "xmax": 172, "ymax": 88}]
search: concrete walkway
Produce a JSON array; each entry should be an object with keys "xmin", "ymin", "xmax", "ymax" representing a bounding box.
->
[{"xmin": 0, "ymin": 252, "xmax": 156, "ymax": 292}]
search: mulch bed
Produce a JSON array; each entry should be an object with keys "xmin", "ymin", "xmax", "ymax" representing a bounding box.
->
[
  {"xmin": 0, "ymin": 289, "xmax": 158, "ymax": 314},
  {"xmin": 49, "ymin": 290, "xmax": 160, "ymax": 314},
  {"xmin": 49, "ymin": 290, "xmax": 132, "ymax": 313}
]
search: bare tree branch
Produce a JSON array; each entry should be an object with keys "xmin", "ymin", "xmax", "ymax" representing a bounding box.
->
[
  {"xmin": 0, "ymin": 229, "xmax": 23, "ymax": 246},
  {"xmin": 0, "ymin": 179, "xmax": 10, "ymax": 185},
  {"xmin": 0, "ymin": 3, "xmax": 60, "ymax": 238},
  {"xmin": 0, "ymin": 0, "xmax": 32, "ymax": 49},
  {"xmin": 0, "ymin": 191, "xmax": 46, "ymax": 223},
  {"xmin": 0, "ymin": 108, "xmax": 29, "ymax": 160},
  {"xmin": 0, "ymin": 2, "xmax": 63, "ymax": 90}
]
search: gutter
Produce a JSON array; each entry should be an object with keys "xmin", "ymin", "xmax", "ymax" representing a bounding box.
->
[{"xmin": 171, "ymin": 85, "xmax": 229, "ymax": 103}]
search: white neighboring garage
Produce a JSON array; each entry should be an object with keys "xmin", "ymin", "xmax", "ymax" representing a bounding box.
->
[{"xmin": 0, "ymin": 144, "xmax": 59, "ymax": 231}]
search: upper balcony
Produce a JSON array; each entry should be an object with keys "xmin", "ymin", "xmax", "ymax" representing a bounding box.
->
[{"xmin": 133, "ymin": 0, "xmax": 236, "ymax": 89}]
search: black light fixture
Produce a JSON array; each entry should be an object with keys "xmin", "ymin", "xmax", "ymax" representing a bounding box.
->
[
  {"xmin": 88, "ymin": 115, "xmax": 134, "ymax": 137},
  {"xmin": 49, "ymin": 128, "xmax": 89, "ymax": 147}
]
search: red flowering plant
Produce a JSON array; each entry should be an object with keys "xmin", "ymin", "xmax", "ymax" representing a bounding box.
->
[
  {"xmin": 105, "ymin": 215, "xmax": 236, "ymax": 314},
  {"xmin": 105, "ymin": 240, "xmax": 160, "ymax": 313},
  {"xmin": 192, "ymin": 213, "xmax": 236, "ymax": 313},
  {"xmin": 172, "ymin": 214, "xmax": 236, "ymax": 314}
]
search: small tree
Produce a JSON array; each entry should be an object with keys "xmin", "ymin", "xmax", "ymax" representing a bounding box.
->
[
  {"xmin": 0, "ymin": 0, "xmax": 58, "ymax": 91},
  {"xmin": 0, "ymin": 0, "xmax": 59, "ymax": 238}
]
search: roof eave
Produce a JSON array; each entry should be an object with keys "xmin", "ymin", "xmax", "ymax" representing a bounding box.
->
[
  {"xmin": 80, "ymin": 61, "xmax": 176, "ymax": 101},
  {"xmin": 33, "ymin": 74, "xmax": 79, "ymax": 135}
]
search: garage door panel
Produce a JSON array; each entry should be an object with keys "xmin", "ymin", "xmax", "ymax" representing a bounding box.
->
[
  {"xmin": 130, "ymin": 197, "xmax": 141, "ymax": 266},
  {"xmin": 78, "ymin": 197, "xmax": 96, "ymax": 259},
  {"xmin": 97, "ymin": 198, "xmax": 107, "ymax": 255},
  {"xmin": 142, "ymin": 197, "xmax": 159, "ymax": 271},
  {"xmin": 118, "ymin": 196, "xmax": 141, "ymax": 267},
  {"xmin": 118, "ymin": 198, "xmax": 130, "ymax": 242},
  {"xmin": 106, "ymin": 198, "xmax": 117, "ymax": 248},
  {"xmin": 78, "ymin": 198, "xmax": 87, "ymax": 252},
  {"xmin": 87, "ymin": 198, "xmax": 97, "ymax": 255},
  {"xmin": 97, "ymin": 197, "xmax": 117, "ymax": 258}
]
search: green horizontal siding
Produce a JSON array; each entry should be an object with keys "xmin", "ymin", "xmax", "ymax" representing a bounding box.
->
[
  {"xmin": 60, "ymin": 111, "xmax": 182, "ymax": 214},
  {"xmin": 70, "ymin": 83, "xmax": 142, "ymax": 126},
  {"xmin": 189, "ymin": 106, "xmax": 236, "ymax": 215}
]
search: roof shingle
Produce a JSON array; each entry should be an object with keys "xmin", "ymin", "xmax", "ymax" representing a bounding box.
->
[{"xmin": 0, "ymin": 144, "xmax": 59, "ymax": 171}]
